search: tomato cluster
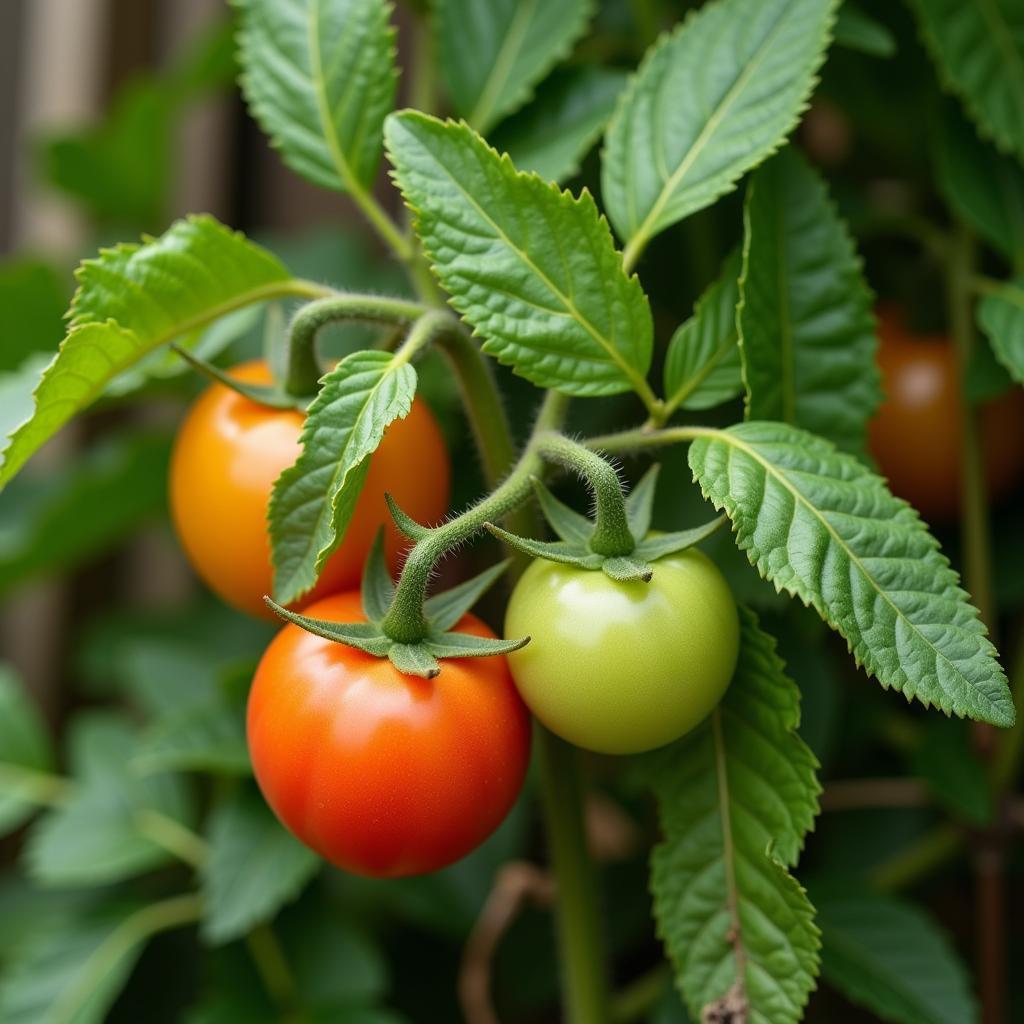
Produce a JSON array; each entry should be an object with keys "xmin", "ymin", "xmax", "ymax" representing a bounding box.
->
[{"xmin": 170, "ymin": 367, "xmax": 740, "ymax": 876}]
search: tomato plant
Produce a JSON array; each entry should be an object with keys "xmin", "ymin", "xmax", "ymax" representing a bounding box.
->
[
  {"xmin": 1, "ymin": 1, "xmax": 1023, "ymax": 1023},
  {"xmin": 170, "ymin": 360, "xmax": 450, "ymax": 617},
  {"xmin": 505, "ymin": 550, "xmax": 739, "ymax": 754}
]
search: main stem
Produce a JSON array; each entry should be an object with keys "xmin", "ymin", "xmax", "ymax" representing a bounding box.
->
[{"xmin": 537, "ymin": 728, "xmax": 611, "ymax": 1024}]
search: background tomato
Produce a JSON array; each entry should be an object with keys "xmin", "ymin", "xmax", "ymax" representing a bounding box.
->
[
  {"xmin": 504, "ymin": 549, "xmax": 739, "ymax": 755},
  {"xmin": 869, "ymin": 308, "xmax": 1024, "ymax": 523},
  {"xmin": 247, "ymin": 591, "xmax": 531, "ymax": 877},
  {"xmin": 169, "ymin": 361, "xmax": 450, "ymax": 617}
]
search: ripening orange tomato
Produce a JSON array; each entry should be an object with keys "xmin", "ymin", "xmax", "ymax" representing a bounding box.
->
[
  {"xmin": 247, "ymin": 591, "xmax": 531, "ymax": 877},
  {"xmin": 170, "ymin": 360, "xmax": 450, "ymax": 617},
  {"xmin": 868, "ymin": 308, "xmax": 1024, "ymax": 523}
]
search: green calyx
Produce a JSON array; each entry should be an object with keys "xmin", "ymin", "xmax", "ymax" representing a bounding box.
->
[
  {"xmin": 264, "ymin": 532, "xmax": 528, "ymax": 679},
  {"xmin": 486, "ymin": 466, "xmax": 726, "ymax": 582},
  {"xmin": 171, "ymin": 344, "xmax": 312, "ymax": 411}
]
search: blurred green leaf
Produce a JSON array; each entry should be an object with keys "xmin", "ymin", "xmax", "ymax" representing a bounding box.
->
[
  {"xmin": 25, "ymin": 715, "xmax": 196, "ymax": 888},
  {"xmin": 0, "ymin": 260, "xmax": 66, "ymax": 372},
  {"xmin": 0, "ymin": 432, "xmax": 171, "ymax": 594},
  {"xmin": 813, "ymin": 883, "xmax": 977, "ymax": 1024},
  {"xmin": 490, "ymin": 65, "xmax": 627, "ymax": 183},
  {"xmin": 834, "ymin": 4, "xmax": 896, "ymax": 58},
  {"xmin": 0, "ymin": 356, "xmax": 50, "ymax": 462},
  {"xmin": 912, "ymin": 716, "xmax": 991, "ymax": 826},
  {"xmin": 0, "ymin": 663, "xmax": 56, "ymax": 835},
  {"xmin": 200, "ymin": 785, "xmax": 319, "ymax": 945},
  {"xmin": 976, "ymin": 280, "xmax": 1024, "ymax": 386}
]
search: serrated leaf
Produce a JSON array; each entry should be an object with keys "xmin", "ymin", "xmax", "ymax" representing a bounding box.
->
[
  {"xmin": 663, "ymin": 251, "xmax": 743, "ymax": 414},
  {"xmin": 385, "ymin": 112, "xmax": 653, "ymax": 397},
  {"xmin": 435, "ymin": 0, "xmax": 594, "ymax": 134},
  {"xmin": 649, "ymin": 607, "xmax": 820, "ymax": 1024},
  {"xmin": 0, "ymin": 216, "xmax": 304, "ymax": 490},
  {"xmin": 25, "ymin": 716, "xmax": 195, "ymax": 888},
  {"xmin": 0, "ymin": 664, "xmax": 55, "ymax": 835},
  {"xmin": 688, "ymin": 421, "xmax": 1014, "ymax": 725},
  {"xmin": 202, "ymin": 786, "xmax": 319, "ymax": 945},
  {"xmin": 234, "ymin": 0, "xmax": 397, "ymax": 192},
  {"xmin": 491, "ymin": 65, "xmax": 627, "ymax": 183},
  {"xmin": 976, "ymin": 281, "xmax": 1024, "ymax": 385},
  {"xmin": 602, "ymin": 0, "xmax": 837, "ymax": 257},
  {"xmin": 834, "ymin": 4, "xmax": 897, "ymax": 57},
  {"xmin": 936, "ymin": 104, "xmax": 1024, "ymax": 266},
  {"xmin": 423, "ymin": 560, "xmax": 511, "ymax": 632},
  {"xmin": 910, "ymin": 0, "xmax": 1024, "ymax": 164},
  {"xmin": 813, "ymin": 884, "xmax": 977, "ymax": 1024},
  {"xmin": 269, "ymin": 349, "xmax": 416, "ymax": 605},
  {"xmin": 532, "ymin": 478, "xmax": 594, "ymax": 544},
  {"xmin": 739, "ymin": 146, "xmax": 879, "ymax": 455},
  {"xmin": 0, "ymin": 898, "xmax": 198, "ymax": 1024}
]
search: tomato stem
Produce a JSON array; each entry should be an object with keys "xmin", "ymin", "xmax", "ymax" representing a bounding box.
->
[
  {"xmin": 537, "ymin": 728, "xmax": 611, "ymax": 1024},
  {"xmin": 285, "ymin": 293, "xmax": 429, "ymax": 396},
  {"xmin": 534, "ymin": 433, "xmax": 636, "ymax": 557}
]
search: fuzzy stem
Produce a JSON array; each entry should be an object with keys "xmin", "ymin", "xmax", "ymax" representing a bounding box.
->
[
  {"xmin": 286, "ymin": 293, "xmax": 429, "ymax": 396},
  {"xmin": 534, "ymin": 433, "xmax": 635, "ymax": 556}
]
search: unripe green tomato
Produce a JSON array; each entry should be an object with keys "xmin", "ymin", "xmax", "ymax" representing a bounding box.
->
[{"xmin": 504, "ymin": 549, "xmax": 740, "ymax": 754}]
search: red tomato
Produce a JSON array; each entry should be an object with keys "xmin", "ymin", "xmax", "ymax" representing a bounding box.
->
[
  {"xmin": 247, "ymin": 591, "xmax": 532, "ymax": 877},
  {"xmin": 868, "ymin": 307, "xmax": 1024, "ymax": 522},
  {"xmin": 169, "ymin": 361, "xmax": 450, "ymax": 618}
]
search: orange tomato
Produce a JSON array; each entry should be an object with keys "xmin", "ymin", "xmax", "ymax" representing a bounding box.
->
[
  {"xmin": 170, "ymin": 361, "xmax": 450, "ymax": 617},
  {"xmin": 868, "ymin": 308, "xmax": 1024, "ymax": 523},
  {"xmin": 247, "ymin": 591, "xmax": 531, "ymax": 877}
]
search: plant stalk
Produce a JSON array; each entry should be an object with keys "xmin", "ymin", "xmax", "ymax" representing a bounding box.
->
[{"xmin": 536, "ymin": 728, "xmax": 611, "ymax": 1024}]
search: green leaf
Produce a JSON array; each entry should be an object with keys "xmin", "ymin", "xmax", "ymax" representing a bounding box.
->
[
  {"xmin": 813, "ymin": 885, "xmax": 977, "ymax": 1024},
  {"xmin": 0, "ymin": 216, "xmax": 304, "ymax": 490},
  {"xmin": 360, "ymin": 530, "xmax": 395, "ymax": 622},
  {"xmin": 976, "ymin": 281, "xmax": 1024, "ymax": 385},
  {"xmin": 625, "ymin": 465, "xmax": 659, "ymax": 539},
  {"xmin": 633, "ymin": 517, "xmax": 727, "ymax": 563},
  {"xmin": 422, "ymin": 632, "xmax": 530, "ymax": 659},
  {"xmin": 602, "ymin": 0, "xmax": 837, "ymax": 254},
  {"xmin": 912, "ymin": 717, "xmax": 992, "ymax": 826},
  {"xmin": 423, "ymin": 560, "xmax": 511, "ymax": 632},
  {"xmin": 936, "ymin": 104, "xmax": 1024, "ymax": 264},
  {"xmin": 202, "ymin": 786, "xmax": 320, "ymax": 944},
  {"xmin": 0, "ymin": 664, "xmax": 55, "ymax": 835},
  {"xmin": 663, "ymin": 251, "xmax": 743, "ymax": 413},
  {"xmin": 234, "ymin": 0, "xmax": 397, "ymax": 192},
  {"xmin": 0, "ymin": 433, "xmax": 170, "ymax": 595},
  {"xmin": 0, "ymin": 899, "xmax": 195, "ymax": 1024},
  {"xmin": 0, "ymin": 260, "xmax": 66, "ymax": 372},
  {"xmin": 484, "ymin": 523, "xmax": 602, "ymax": 568},
  {"xmin": 25, "ymin": 716, "xmax": 195, "ymax": 887},
  {"xmin": 533, "ymin": 478, "xmax": 594, "ymax": 545},
  {"xmin": 649, "ymin": 608, "xmax": 820, "ymax": 1023},
  {"xmin": 386, "ymin": 112, "xmax": 653, "ymax": 397},
  {"xmin": 739, "ymin": 146, "xmax": 879, "ymax": 455},
  {"xmin": 834, "ymin": 4, "xmax": 897, "ymax": 58},
  {"xmin": 269, "ymin": 349, "xmax": 417, "ymax": 605},
  {"xmin": 435, "ymin": 0, "xmax": 594, "ymax": 134},
  {"xmin": 688, "ymin": 421, "xmax": 1014, "ymax": 726},
  {"xmin": 490, "ymin": 66, "xmax": 627, "ymax": 183},
  {"xmin": 910, "ymin": 0, "xmax": 1024, "ymax": 164},
  {"xmin": 263, "ymin": 601, "xmax": 394, "ymax": 657}
]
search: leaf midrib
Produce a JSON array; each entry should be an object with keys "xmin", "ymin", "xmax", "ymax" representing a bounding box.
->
[
  {"xmin": 416, "ymin": 138, "xmax": 648, "ymax": 392},
  {"xmin": 717, "ymin": 429, "xmax": 1005, "ymax": 718},
  {"xmin": 629, "ymin": 0, "xmax": 793, "ymax": 245},
  {"xmin": 469, "ymin": 0, "xmax": 539, "ymax": 132}
]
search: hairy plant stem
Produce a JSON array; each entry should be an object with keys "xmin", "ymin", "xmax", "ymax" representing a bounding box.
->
[
  {"xmin": 533, "ymin": 432, "xmax": 635, "ymax": 556},
  {"xmin": 379, "ymin": 391, "xmax": 569, "ymax": 643},
  {"xmin": 286, "ymin": 293, "xmax": 429, "ymax": 395}
]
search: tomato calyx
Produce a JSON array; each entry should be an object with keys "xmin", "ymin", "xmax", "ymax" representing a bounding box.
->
[
  {"xmin": 486, "ymin": 467, "xmax": 726, "ymax": 582},
  {"xmin": 264, "ymin": 532, "xmax": 528, "ymax": 678},
  {"xmin": 171, "ymin": 343, "xmax": 312, "ymax": 411}
]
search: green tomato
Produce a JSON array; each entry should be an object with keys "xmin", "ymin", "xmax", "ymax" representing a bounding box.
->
[{"xmin": 504, "ymin": 548, "xmax": 740, "ymax": 754}]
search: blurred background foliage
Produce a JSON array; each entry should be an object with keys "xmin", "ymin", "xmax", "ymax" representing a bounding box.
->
[{"xmin": 0, "ymin": 0, "xmax": 1022, "ymax": 1022}]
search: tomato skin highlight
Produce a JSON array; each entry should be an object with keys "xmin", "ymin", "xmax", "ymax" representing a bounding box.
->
[
  {"xmin": 247, "ymin": 591, "xmax": 531, "ymax": 877},
  {"xmin": 169, "ymin": 360, "xmax": 450, "ymax": 618},
  {"xmin": 504, "ymin": 549, "xmax": 740, "ymax": 755},
  {"xmin": 868, "ymin": 309, "xmax": 1024, "ymax": 523}
]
